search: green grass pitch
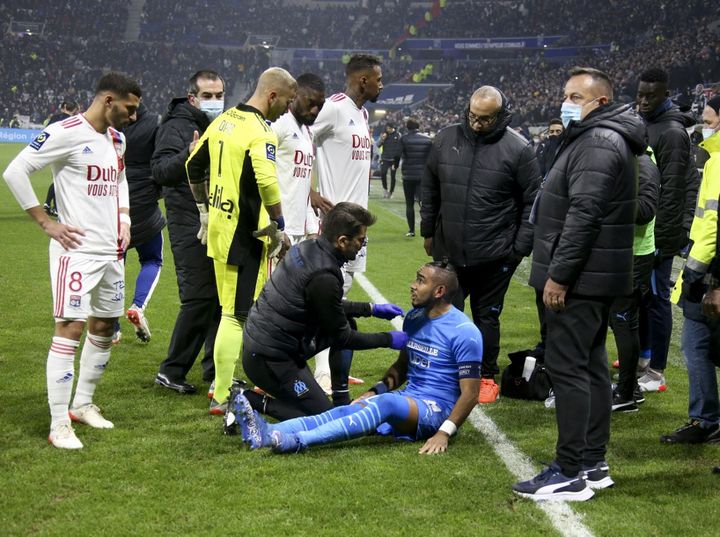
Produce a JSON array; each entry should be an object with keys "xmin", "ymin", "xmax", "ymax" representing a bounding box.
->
[{"xmin": 0, "ymin": 142, "xmax": 717, "ymax": 536}]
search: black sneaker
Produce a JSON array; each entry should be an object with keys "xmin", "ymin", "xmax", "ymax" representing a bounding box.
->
[
  {"xmin": 582, "ymin": 461, "xmax": 614, "ymax": 489},
  {"xmin": 660, "ymin": 421, "xmax": 720, "ymax": 444},
  {"xmin": 512, "ymin": 462, "xmax": 594, "ymax": 501},
  {"xmin": 612, "ymin": 391, "xmax": 638, "ymax": 413},
  {"xmin": 154, "ymin": 373, "xmax": 197, "ymax": 394},
  {"xmin": 633, "ymin": 385, "xmax": 645, "ymax": 404}
]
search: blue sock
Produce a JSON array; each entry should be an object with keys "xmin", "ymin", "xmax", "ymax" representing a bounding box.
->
[
  {"xmin": 297, "ymin": 393, "xmax": 411, "ymax": 447},
  {"xmin": 132, "ymin": 233, "xmax": 163, "ymax": 308},
  {"xmin": 272, "ymin": 404, "xmax": 362, "ymax": 435}
]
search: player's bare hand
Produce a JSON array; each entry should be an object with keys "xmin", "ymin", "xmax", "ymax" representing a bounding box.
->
[
  {"xmin": 119, "ymin": 222, "xmax": 131, "ymax": 252},
  {"xmin": 543, "ymin": 277, "xmax": 568, "ymax": 311},
  {"xmin": 310, "ymin": 190, "xmax": 334, "ymax": 216},
  {"xmin": 419, "ymin": 432, "xmax": 449, "ymax": 455},
  {"xmin": 423, "ymin": 237, "xmax": 433, "ymax": 257},
  {"xmin": 42, "ymin": 219, "xmax": 85, "ymax": 250},
  {"xmin": 189, "ymin": 130, "xmax": 200, "ymax": 153}
]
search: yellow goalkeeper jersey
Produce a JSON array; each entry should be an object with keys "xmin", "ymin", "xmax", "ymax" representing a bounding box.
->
[{"xmin": 186, "ymin": 104, "xmax": 281, "ymax": 265}]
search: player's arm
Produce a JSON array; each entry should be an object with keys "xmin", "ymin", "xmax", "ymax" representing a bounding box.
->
[
  {"xmin": 117, "ymin": 146, "xmax": 131, "ymax": 251},
  {"xmin": 2, "ymin": 131, "xmax": 85, "ymax": 249},
  {"xmin": 420, "ymin": 325, "xmax": 483, "ymax": 455},
  {"xmin": 309, "ymin": 163, "xmax": 333, "ymax": 216},
  {"xmin": 249, "ymin": 130, "xmax": 290, "ymax": 257},
  {"xmin": 185, "ymin": 130, "xmax": 212, "ymax": 244}
]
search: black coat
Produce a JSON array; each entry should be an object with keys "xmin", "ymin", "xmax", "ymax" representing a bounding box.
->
[
  {"xmin": 400, "ymin": 129, "xmax": 432, "ymax": 182},
  {"xmin": 645, "ymin": 105, "xmax": 700, "ymax": 255},
  {"xmin": 151, "ymin": 98, "xmax": 214, "ymax": 301},
  {"xmin": 420, "ymin": 106, "xmax": 541, "ymax": 266},
  {"xmin": 123, "ymin": 103, "xmax": 165, "ymax": 247},
  {"xmin": 529, "ymin": 103, "xmax": 646, "ymax": 296},
  {"xmin": 378, "ymin": 130, "xmax": 402, "ymax": 162}
]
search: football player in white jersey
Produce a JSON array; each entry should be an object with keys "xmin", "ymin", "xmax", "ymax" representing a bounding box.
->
[
  {"xmin": 2, "ymin": 73, "xmax": 141, "ymax": 449},
  {"xmin": 311, "ymin": 55, "xmax": 384, "ymax": 403},
  {"xmin": 271, "ymin": 73, "xmax": 327, "ymax": 247}
]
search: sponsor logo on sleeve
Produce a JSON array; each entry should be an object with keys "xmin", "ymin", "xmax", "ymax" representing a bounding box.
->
[
  {"xmin": 265, "ymin": 142, "xmax": 276, "ymax": 162},
  {"xmin": 29, "ymin": 131, "xmax": 50, "ymax": 150}
]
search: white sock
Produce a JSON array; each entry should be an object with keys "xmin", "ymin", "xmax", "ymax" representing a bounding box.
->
[
  {"xmin": 47, "ymin": 337, "xmax": 79, "ymax": 427},
  {"xmin": 314, "ymin": 348, "xmax": 331, "ymax": 378},
  {"xmin": 72, "ymin": 333, "xmax": 113, "ymax": 409}
]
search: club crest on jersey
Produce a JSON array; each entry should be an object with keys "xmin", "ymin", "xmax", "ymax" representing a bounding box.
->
[
  {"xmin": 30, "ymin": 131, "xmax": 50, "ymax": 150},
  {"xmin": 293, "ymin": 379, "xmax": 309, "ymax": 396},
  {"xmin": 265, "ymin": 142, "xmax": 276, "ymax": 162},
  {"xmin": 69, "ymin": 295, "xmax": 82, "ymax": 308}
]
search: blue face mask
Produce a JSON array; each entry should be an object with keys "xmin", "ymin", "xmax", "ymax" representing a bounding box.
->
[
  {"xmin": 200, "ymin": 100, "xmax": 224, "ymax": 121},
  {"xmin": 560, "ymin": 102, "xmax": 582, "ymax": 128}
]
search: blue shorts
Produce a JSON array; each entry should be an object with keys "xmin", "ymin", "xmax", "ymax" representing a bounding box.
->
[{"xmin": 376, "ymin": 391, "xmax": 451, "ymax": 441}]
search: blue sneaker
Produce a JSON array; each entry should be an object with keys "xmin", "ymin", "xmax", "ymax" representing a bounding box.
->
[
  {"xmin": 582, "ymin": 461, "xmax": 614, "ymax": 489},
  {"xmin": 270, "ymin": 430, "xmax": 307, "ymax": 454},
  {"xmin": 230, "ymin": 391, "xmax": 271, "ymax": 449},
  {"xmin": 512, "ymin": 462, "xmax": 594, "ymax": 501}
]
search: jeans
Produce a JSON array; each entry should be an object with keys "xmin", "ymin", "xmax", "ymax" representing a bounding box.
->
[
  {"xmin": 646, "ymin": 255, "xmax": 674, "ymax": 370},
  {"xmin": 681, "ymin": 306, "xmax": 720, "ymax": 428}
]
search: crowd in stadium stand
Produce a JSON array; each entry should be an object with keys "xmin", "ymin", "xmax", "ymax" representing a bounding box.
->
[{"xmin": 1, "ymin": 0, "xmax": 719, "ymax": 131}]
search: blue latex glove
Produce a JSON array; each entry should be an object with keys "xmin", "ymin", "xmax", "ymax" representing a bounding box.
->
[
  {"xmin": 372, "ymin": 303, "xmax": 404, "ymax": 320},
  {"xmin": 388, "ymin": 331, "xmax": 408, "ymax": 350}
]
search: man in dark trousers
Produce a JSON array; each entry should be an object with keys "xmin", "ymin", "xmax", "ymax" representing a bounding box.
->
[
  {"xmin": 241, "ymin": 202, "xmax": 407, "ymax": 421},
  {"xmin": 513, "ymin": 67, "xmax": 645, "ymax": 501},
  {"xmin": 151, "ymin": 70, "xmax": 225, "ymax": 394},
  {"xmin": 378, "ymin": 122, "xmax": 402, "ymax": 198},
  {"xmin": 399, "ymin": 118, "xmax": 432, "ymax": 237},
  {"xmin": 421, "ymin": 85, "xmax": 540, "ymax": 404},
  {"xmin": 120, "ymin": 102, "xmax": 165, "ymax": 343},
  {"xmin": 636, "ymin": 67, "xmax": 701, "ymax": 392}
]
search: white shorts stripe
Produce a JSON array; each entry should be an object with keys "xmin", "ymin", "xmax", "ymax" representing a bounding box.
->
[{"xmin": 54, "ymin": 256, "xmax": 70, "ymax": 318}]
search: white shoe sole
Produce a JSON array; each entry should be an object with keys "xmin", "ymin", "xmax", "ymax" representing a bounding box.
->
[
  {"xmin": 513, "ymin": 487, "xmax": 595, "ymax": 502},
  {"xmin": 587, "ymin": 476, "xmax": 615, "ymax": 489}
]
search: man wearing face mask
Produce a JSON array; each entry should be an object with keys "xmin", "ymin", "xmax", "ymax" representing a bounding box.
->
[
  {"xmin": 187, "ymin": 67, "xmax": 296, "ymax": 415},
  {"xmin": 420, "ymin": 86, "xmax": 541, "ymax": 404},
  {"xmin": 151, "ymin": 70, "xmax": 225, "ymax": 395},
  {"xmin": 536, "ymin": 118, "xmax": 564, "ymax": 177},
  {"xmin": 635, "ymin": 68, "xmax": 701, "ymax": 393},
  {"xmin": 663, "ymin": 95, "xmax": 720, "ymax": 445},
  {"xmin": 514, "ymin": 67, "xmax": 645, "ymax": 501}
]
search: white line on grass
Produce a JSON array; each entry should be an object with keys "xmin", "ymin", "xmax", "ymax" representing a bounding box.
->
[{"xmin": 355, "ymin": 271, "xmax": 595, "ymax": 537}]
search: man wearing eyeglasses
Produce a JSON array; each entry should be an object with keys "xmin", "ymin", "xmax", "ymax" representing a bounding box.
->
[{"xmin": 420, "ymin": 86, "xmax": 541, "ymax": 404}]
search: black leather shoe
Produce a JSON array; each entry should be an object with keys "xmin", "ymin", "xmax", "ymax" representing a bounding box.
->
[{"xmin": 155, "ymin": 373, "xmax": 197, "ymax": 394}]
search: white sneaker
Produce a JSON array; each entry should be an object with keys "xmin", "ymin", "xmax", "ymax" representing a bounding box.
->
[
  {"xmin": 48, "ymin": 423, "xmax": 83, "ymax": 449},
  {"xmin": 69, "ymin": 403, "xmax": 114, "ymax": 429},
  {"xmin": 315, "ymin": 372, "xmax": 332, "ymax": 395},
  {"xmin": 638, "ymin": 369, "xmax": 667, "ymax": 392},
  {"xmin": 112, "ymin": 329, "xmax": 122, "ymax": 345},
  {"xmin": 126, "ymin": 305, "xmax": 151, "ymax": 342}
]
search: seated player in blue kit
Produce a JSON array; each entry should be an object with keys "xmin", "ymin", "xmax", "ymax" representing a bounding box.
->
[{"xmin": 227, "ymin": 260, "xmax": 482, "ymax": 454}]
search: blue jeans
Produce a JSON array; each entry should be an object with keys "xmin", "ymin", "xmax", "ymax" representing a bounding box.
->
[
  {"xmin": 681, "ymin": 309, "xmax": 720, "ymax": 428},
  {"xmin": 646, "ymin": 255, "xmax": 673, "ymax": 370}
]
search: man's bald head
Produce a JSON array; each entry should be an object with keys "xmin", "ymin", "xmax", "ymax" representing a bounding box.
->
[
  {"xmin": 250, "ymin": 67, "xmax": 298, "ymax": 121},
  {"xmin": 468, "ymin": 86, "xmax": 503, "ymax": 132}
]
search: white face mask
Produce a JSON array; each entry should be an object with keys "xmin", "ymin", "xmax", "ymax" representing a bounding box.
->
[
  {"xmin": 200, "ymin": 100, "xmax": 224, "ymax": 120},
  {"xmin": 560, "ymin": 102, "xmax": 582, "ymax": 128},
  {"xmin": 702, "ymin": 124, "xmax": 719, "ymax": 140}
]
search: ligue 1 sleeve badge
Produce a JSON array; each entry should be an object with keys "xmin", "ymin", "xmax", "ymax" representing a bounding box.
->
[{"xmin": 30, "ymin": 131, "xmax": 50, "ymax": 151}]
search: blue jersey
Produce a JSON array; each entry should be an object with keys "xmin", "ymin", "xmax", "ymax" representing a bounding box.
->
[{"xmin": 399, "ymin": 306, "xmax": 483, "ymax": 411}]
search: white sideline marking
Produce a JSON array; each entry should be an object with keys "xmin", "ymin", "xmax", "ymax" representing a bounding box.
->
[{"xmin": 355, "ymin": 271, "xmax": 596, "ymax": 537}]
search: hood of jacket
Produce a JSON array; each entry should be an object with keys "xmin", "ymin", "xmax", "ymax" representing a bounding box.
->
[
  {"xmin": 563, "ymin": 103, "xmax": 647, "ymax": 156},
  {"xmin": 649, "ymin": 103, "xmax": 697, "ymax": 129},
  {"xmin": 161, "ymin": 98, "xmax": 209, "ymax": 129}
]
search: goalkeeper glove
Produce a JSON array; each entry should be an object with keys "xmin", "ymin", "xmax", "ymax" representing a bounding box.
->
[{"xmin": 196, "ymin": 203, "xmax": 209, "ymax": 245}]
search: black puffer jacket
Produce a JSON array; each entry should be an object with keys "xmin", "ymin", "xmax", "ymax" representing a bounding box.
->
[
  {"xmin": 400, "ymin": 128, "xmax": 432, "ymax": 182},
  {"xmin": 529, "ymin": 103, "xmax": 646, "ymax": 296},
  {"xmin": 420, "ymin": 101, "xmax": 541, "ymax": 266},
  {"xmin": 123, "ymin": 103, "xmax": 165, "ymax": 247},
  {"xmin": 646, "ymin": 105, "xmax": 700, "ymax": 255},
  {"xmin": 151, "ymin": 99, "xmax": 210, "ymax": 212}
]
